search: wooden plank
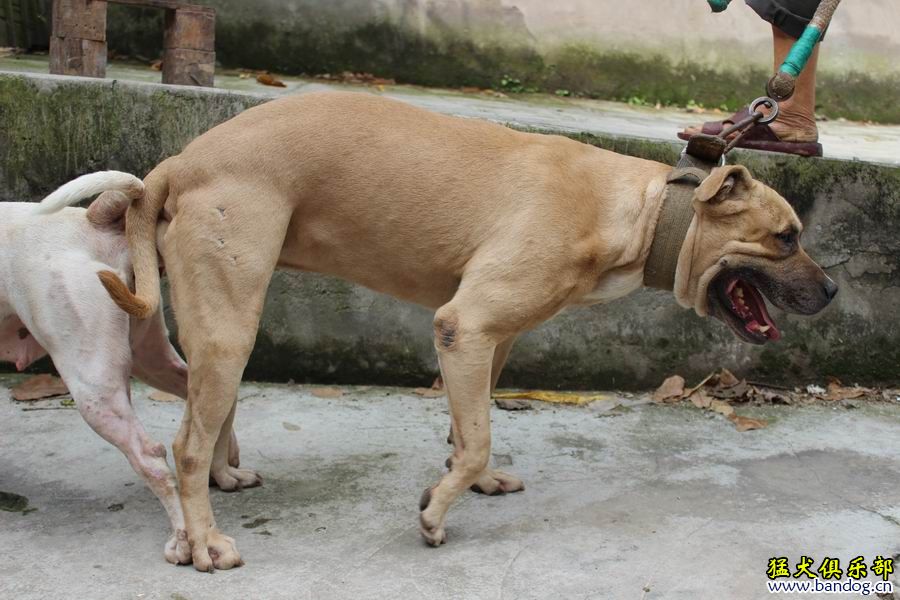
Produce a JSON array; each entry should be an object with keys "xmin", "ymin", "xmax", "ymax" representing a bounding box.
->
[
  {"xmin": 52, "ymin": 0, "xmax": 107, "ymax": 41},
  {"xmin": 50, "ymin": 35, "xmax": 106, "ymax": 76},
  {"xmin": 108, "ymin": 0, "xmax": 212, "ymax": 15},
  {"xmin": 162, "ymin": 46, "xmax": 213, "ymax": 86},
  {"xmin": 163, "ymin": 6, "xmax": 213, "ymax": 51}
]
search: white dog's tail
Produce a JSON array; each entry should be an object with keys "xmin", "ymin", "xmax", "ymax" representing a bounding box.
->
[{"xmin": 34, "ymin": 171, "xmax": 144, "ymax": 215}]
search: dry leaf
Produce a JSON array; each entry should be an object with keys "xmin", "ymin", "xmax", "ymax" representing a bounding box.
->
[
  {"xmin": 257, "ymin": 73, "xmax": 287, "ymax": 88},
  {"xmin": 282, "ymin": 421, "xmax": 301, "ymax": 431},
  {"xmin": 689, "ymin": 389, "xmax": 712, "ymax": 409},
  {"xmin": 413, "ymin": 387, "xmax": 445, "ymax": 398},
  {"xmin": 495, "ymin": 398, "xmax": 531, "ymax": 411},
  {"xmin": 710, "ymin": 379, "xmax": 751, "ymax": 401},
  {"xmin": 683, "ymin": 372, "xmax": 716, "ymax": 398},
  {"xmin": 825, "ymin": 378, "xmax": 868, "ymax": 401},
  {"xmin": 310, "ymin": 387, "xmax": 343, "ymax": 399},
  {"xmin": 149, "ymin": 59, "xmax": 162, "ymax": 71},
  {"xmin": 652, "ymin": 375, "xmax": 685, "ymax": 403},
  {"xmin": 493, "ymin": 390, "xmax": 606, "ymax": 406},
  {"xmin": 149, "ymin": 390, "xmax": 181, "ymax": 402},
  {"xmin": 757, "ymin": 388, "xmax": 792, "ymax": 404},
  {"xmin": 729, "ymin": 414, "xmax": 768, "ymax": 432},
  {"xmin": 709, "ymin": 399, "xmax": 735, "ymax": 417},
  {"xmin": 11, "ymin": 374, "xmax": 69, "ymax": 401},
  {"xmin": 717, "ymin": 368, "xmax": 740, "ymax": 388}
]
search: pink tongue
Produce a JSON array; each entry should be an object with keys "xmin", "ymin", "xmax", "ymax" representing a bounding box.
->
[
  {"xmin": 743, "ymin": 286, "xmax": 780, "ymax": 340},
  {"xmin": 728, "ymin": 279, "xmax": 780, "ymax": 340}
]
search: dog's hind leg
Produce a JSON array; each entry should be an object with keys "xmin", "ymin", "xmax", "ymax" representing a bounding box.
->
[
  {"xmin": 64, "ymin": 367, "xmax": 192, "ymax": 565},
  {"xmin": 19, "ymin": 256, "xmax": 191, "ymax": 564},
  {"xmin": 130, "ymin": 308, "xmax": 245, "ymax": 472},
  {"xmin": 165, "ymin": 189, "xmax": 290, "ymax": 571},
  {"xmin": 446, "ymin": 335, "xmax": 525, "ymax": 496}
]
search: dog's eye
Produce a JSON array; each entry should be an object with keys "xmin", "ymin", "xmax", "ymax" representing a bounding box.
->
[{"xmin": 775, "ymin": 230, "xmax": 797, "ymax": 247}]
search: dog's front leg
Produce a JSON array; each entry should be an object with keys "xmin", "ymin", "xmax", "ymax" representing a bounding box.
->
[
  {"xmin": 419, "ymin": 301, "xmax": 496, "ymax": 546},
  {"xmin": 445, "ymin": 335, "xmax": 525, "ymax": 496}
]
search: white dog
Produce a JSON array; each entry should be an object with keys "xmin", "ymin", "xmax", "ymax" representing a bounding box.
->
[{"xmin": 0, "ymin": 172, "xmax": 251, "ymax": 564}]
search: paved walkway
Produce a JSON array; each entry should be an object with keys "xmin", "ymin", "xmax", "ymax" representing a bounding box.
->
[
  {"xmin": 2, "ymin": 379, "xmax": 898, "ymax": 599},
  {"xmin": 2, "ymin": 54, "xmax": 899, "ymax": 166}
]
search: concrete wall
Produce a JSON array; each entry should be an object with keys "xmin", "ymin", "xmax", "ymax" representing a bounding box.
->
[
  {"xmin": 1, "ymin": 72, "xmax": 898, "ymax": 389},
  {"xmin": 95, "ymin": 0, "xmax": 900, "ymax": 123}
]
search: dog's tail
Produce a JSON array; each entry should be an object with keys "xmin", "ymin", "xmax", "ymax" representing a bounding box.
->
[
  {"xmin": 97, "ymin": 162, "xmax": 171, "ymax": 320},
  {"xmin": 34, "ymin": 171, "xmax": 144, "ymax": 215}
]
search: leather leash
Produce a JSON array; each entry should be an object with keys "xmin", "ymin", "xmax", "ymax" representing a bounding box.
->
[{"xmin": 643, "ymin": 97, "xmax": 779, "ymax": 291}]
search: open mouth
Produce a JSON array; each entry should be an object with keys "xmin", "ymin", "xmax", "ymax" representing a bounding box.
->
[{"xmin": 710, "ymin": 274, "xmax": 781, "ymax": 344}]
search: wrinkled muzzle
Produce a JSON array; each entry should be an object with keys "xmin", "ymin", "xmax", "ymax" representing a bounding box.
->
[{"xmin": 705, "ymin": 249, "xmax": 837, "ymax": 345}]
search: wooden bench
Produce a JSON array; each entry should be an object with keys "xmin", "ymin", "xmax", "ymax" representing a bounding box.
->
[{"xmin": 49, "ymin": 0, "xmax": 215, "ymax": 86}]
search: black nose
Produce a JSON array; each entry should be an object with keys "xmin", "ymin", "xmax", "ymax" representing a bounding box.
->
[{"xmin": 823, "ymin": 277, "xmax": 838, "ymax": 301}]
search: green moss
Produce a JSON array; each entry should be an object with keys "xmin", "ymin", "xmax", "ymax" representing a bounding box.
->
[{"xmin": 0, "ymin": 73, "xmax": 262, "ymax": 202}]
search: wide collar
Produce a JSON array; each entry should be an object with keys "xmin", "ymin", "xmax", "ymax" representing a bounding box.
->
[{"xmin": 643, "ymin": 152, "xmax": 718, "ymax": 291}]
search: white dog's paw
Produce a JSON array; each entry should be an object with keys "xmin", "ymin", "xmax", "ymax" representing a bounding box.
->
[{"xmin": 164, "ymin": 529, "xmax": 192, "ymax": 565}]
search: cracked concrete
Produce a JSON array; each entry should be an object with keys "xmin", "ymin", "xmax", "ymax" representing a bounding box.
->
[{"xmin": 1, "ymin": 379, "xmax": 898, "ymax": 599}]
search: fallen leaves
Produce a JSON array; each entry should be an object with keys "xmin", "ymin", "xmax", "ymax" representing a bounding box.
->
[
  {"xmin": 653, "ymin": 368, "xmax": 767, "ymax": 432},
  {"xmin": 652, "ymin": 375, "xmax": 684, "ymax": 403},
  {"xmin": 316, "ymin": 71, "xmax": 396, "ymax": 87},
  {"xmin": 652, "ymin": 368, "xmax": 883, "ymax": 431},
  {"xmin": 11, "ymin": 374, "xmax": 68, "ymax": 401},
  {"xmin": 824, "ymin": 376, "xmax": 870, "ymax": 401},
  {"xmin": 493, "ymin": 390, "xmax": 607, "ymax": 406},
  {"xmin": 310, "ymin": 387, "xmax": 343, "ymax": 399},
  {"xmin": 729, "ymin": 414, "xmax": 768, "ymax": 432},
  {"xmin": 256, "ymin": 73, "xmax": 287, "ymax": 88}
]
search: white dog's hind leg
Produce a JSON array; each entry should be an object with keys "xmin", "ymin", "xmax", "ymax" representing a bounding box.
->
[
  {"xmin": 21, "ymin": 258, "xmax": 190, "ymax": 564},
  {"xmin": 55, "ymin": 356, "xmax": 192, "ymax": 565}
]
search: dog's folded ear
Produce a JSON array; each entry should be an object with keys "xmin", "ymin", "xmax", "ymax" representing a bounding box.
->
[{"xmin": 694, "ymin": 164, "xmax": 753, "ymax": 204}]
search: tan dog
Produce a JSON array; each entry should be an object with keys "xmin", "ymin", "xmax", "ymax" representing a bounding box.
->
[{"xmin": 100, "ymin": 91, "xmax": 836, "ymax": 571}]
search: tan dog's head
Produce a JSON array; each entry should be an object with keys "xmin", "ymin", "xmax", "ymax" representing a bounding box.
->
[{"xmin": 674, "ymin": 165, "xmax": 838, "ymax": 344}]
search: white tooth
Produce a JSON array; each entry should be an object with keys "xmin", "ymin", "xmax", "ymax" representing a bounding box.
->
[
  {"xmin": 758, "ymin": 325, "xmax": 770, "ymax": 333},
  {"xmin": 735, "ymin": 288, "xmax": 744, "ymax": 298}
]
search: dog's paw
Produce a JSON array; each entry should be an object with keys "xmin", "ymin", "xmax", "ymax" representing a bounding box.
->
[
  {"xmin": 164, "ymin": 528, "xmax": 192, "ymax": 565},
  {"xmin": 209, "ymin": 465, "xmax": 262, "ymax": 492},
  {"xmin": 470, "ymin": 468, "xmax": 525, "ymax": 496},
  {"xmin": 191, "ymin": 529, "xmax": 243, "ymax": 573},
  {"xmin": 418, "ymin": 487, "xmax": 447, "ymax": 547}
]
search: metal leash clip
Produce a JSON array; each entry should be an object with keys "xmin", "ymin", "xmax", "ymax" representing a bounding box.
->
[{"xmin": 683, "ymin": 96, "xmax": 779, "ymax": 165}]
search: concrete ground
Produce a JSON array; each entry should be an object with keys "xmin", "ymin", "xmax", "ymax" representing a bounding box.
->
[
  {"xmin": 1, "ymin": 377, "xmax": 898, "ymax": 599},
  {"xmin": 2, "ymin": 53, "xmax": 899, "ymax": 167}
]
